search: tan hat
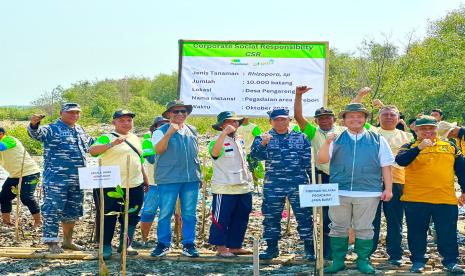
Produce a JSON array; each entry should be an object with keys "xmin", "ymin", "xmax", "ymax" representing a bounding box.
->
[{"xmin": 437, "ymin": 121, "xmax": 457, "ymax": 139}]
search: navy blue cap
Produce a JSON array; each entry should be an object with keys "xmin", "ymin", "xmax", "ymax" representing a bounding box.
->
[
  {"xmin": 267, "ymin": 108, "xmax": 290, "ymax": 120},
  {"xmin": 61, "ymin": 103, "xmax": 81, "ymax": 112},
  {"xmin": 113, "ymin": 109, "xmax": 136, "ymax": 119}
]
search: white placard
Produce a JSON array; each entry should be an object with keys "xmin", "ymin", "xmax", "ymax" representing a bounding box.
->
[
  {"xmin": 179, "ymin": 40, "xmax": 328, "ymax": 116},
  {"xmin": 78, "ymin": 166, "xmax": 121, "ymax": 189},
  {"xmin": 299, "ymin": 184, "xmax": 339, "ymax": 207}
]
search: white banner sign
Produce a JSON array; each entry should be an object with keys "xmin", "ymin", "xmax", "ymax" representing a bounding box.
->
[
  {"xmin": 179, "ymin": 40, "xmax": 328, "ymax": 116},
  {"xmin": 78, "ymin": 166, "xmax": 121, "ymax": 189},
  {"xmin": 299, "ymin": 184, "xmax": 340, "ymax": 207}
]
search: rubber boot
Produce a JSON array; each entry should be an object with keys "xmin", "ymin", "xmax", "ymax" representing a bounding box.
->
[
  {"xmin": 102, "ymin": 244, "xmax": 112, "ymax": 260},
  {"xmin": 259, "ymin": 240, "xmax": 279, "ymax": 260},
  {"xmin": 303, "ymin": 240, "xmax": 316, "ymax": 261},
  {"xmin": 354, "ymin": 238, "xmax": 375, "ymax": 274},
  {"xmin": 117, "ymin": 225, "xmax": 138, "ymax": 255},
  {"xmin": 324, "ymin": 237, "xmax": 349, "ymax": 274}
]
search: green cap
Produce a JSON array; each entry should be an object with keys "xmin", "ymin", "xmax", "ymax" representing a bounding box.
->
[{"xmin": 415, "ymin": 115, "xmax": 438, "ymax": 127}]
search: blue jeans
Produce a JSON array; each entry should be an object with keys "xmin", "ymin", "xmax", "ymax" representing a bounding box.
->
[
  {"xmin": 157, "ymin": 181, "xmax": 199, "ymax": 246},
  {"xmin": 140, "ymin": 186, "xmax": 160, "ymax": 223}
]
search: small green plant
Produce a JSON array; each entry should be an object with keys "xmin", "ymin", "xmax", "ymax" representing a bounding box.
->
[{"xmin": 105, "ymin": 185, "xmax": 139, "ymax": 216}]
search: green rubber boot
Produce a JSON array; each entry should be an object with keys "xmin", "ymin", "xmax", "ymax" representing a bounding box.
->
[
  {"xmin": 324, "ymin": 237, "xmax": 348, "ymax": 274},
  {"xmin": 355, "ymin": 238, "xmax": 375, "ymax": 274}
]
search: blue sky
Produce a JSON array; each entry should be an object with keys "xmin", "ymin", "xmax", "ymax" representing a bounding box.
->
[{"xmin": 1, "ymin": 0, "xmax": 463, "ymax": 106}]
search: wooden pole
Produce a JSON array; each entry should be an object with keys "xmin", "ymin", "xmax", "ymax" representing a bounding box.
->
[
  {"xmin": 310, "ymin": 148, "xmax": 318, "ymax": 260},
  {"xmin": 15, "ymin": 149, "xmax": 27, "ymax": 241},
  {"xmin": 317, "ymin": 175, "xmax": 324, "ymax": 276},
  {"xmin": 200, "ymin": 156, "xmax": 208, "ymax": 242},
  {"xmin": 121, "ymin": 155, "xmax": 130, "ymax": 276},
  {"xmin": 98, "ymin": 159, "xmax": 107, "ymax": 276},
  {"xmin": 253, "ymin": 238, "xmax": 259, "ymax": 276},
  {"xmin": 174, "ymin": 197, "xmax": 182, "ymax": 246}
]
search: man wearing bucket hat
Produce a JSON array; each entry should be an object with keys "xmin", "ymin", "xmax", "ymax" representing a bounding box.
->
[
  {"xmin": 294, "ymin": 86, "xmax": 374, "ymax": 259},
  {"xmin": 251, "ymin": 108, "xmax": 315, "ymax": 261},
  {"xmin": 208, "ymin": 111, "xmax": 253, "ymax": 257},
  {"xmin": 353, "ymin": 92, "xmax": 415, "ymax": 265},
  {"xmin": 28, "ymin": 103, "xmax": 94, "ymax": 253},
  {"xmin": 396, "ymin": 116, "xmax": 465, "ymax": 273},
  {"xmin": 150, "ymin": 100, "xmax": 201, "ymax": 258},
  {"xmin": 438, "ymin": 121, "xmax": 465, "ymax": 155},
  {"xmin": 318, "ymin": 102, "xmax": 394, "ymax": 274}
]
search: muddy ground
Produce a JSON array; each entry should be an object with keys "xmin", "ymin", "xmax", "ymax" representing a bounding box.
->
[{"xmin": 1, "ymin": 129, "xmax": 465, "ymax": 275}]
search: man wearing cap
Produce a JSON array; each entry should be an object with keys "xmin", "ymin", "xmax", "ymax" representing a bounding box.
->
[
  {"xmin": 136, "ymin": 116, "xmax": 169, "ymax": 247},
  {"xmin": 28, "ymin": 103, "xmax": 94, "ymax": 253},
  {"xmin": 150, "ymin": 100, "xmax": 201, "ymax": 258},
  {"xmin": 0, "ymin": 127, "xmax": 42, "ymax": 227},
  {"xmin": 396, "ymin": 116, "xmax": 465, "ymax": 273},
  {"xmin": 208, "ymin": 111, "xmax": 253, "ymax": 257},
  {"xmin": 438, "ymin": 121, "xmax": 465, "ymax": 155},
  {"xmin": 251, "ymin": 108, "xmax": 315, "ymax": 261},
  {"xmin": 90, "ymin": 109, "xmax": 147, "ymax": 259},
  {"xmin": 318, "ymin": 103, "xmax": 394, "ymax": 274}
]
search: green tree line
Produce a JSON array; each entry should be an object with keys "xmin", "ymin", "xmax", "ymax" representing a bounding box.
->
[{"xmin": 1, "ymin": 7, "xmax": 464, "ymax": 139}]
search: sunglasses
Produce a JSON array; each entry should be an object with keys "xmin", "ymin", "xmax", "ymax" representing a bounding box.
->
[{"xmin": 172, "ymin": 109, "xmax": 187, "ymax": 114}]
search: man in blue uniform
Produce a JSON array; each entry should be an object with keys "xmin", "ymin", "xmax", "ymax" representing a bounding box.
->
[
  {"xmin": 251, "ymin": 108, "xmax": 314, "ymax": 261},
  {"xmin": 28, "ymin": 103, "xmax": 94, "ymax": 253}
]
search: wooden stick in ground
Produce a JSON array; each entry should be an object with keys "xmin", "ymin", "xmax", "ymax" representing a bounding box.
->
[
  {"xmin": 15, "ymin": 149, "xmax": 27, "ymax": 241},
  {"xmin": 200, "ymin": 156, "xmax": 207, "ymax": 242},
  {"xmin": 317, "ymin": 174, "xmax": 324, "ymax": 276},
  {"xmin": 253, "ymin": 237, "xmax": 259, "ymax": 276},
  {"xmin": 121, "ymin": 155, "xmax": 130, "ymax": 276},
  {"xmin": 98, "ymin": 159, "xmax": 107, "ymax": 276},
  {"xmin": 174, "ymin": 197, "xmax": 182, "ymax": 246},
  {"xmin": 310, "ymin": 148, "xmax": 319, "ymax": 259}
]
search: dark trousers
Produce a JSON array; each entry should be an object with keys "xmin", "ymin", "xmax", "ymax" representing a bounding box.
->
[
  {"xmin": 372, "ymin": 183, "xmax": 404, "ymax": 259},
  {"xmin": 0, "ymin": 173, "xmax": 40, "ymax": 215},
  {"xmin": 208, "ymin": 193, "xmax": 252, "ymax": 248},
  {"xmin": 316, "ymin": 170, "xmax": 332, "ymax": 258},
  {"xmin": 404, "ymin": 201, "xmax": 459, "ymax": 266},
  {"xmin": 93, "ymin": 184, "xmax": 144, "ymax": 245},
  {"xmin": 262, "ymin": 181, "xmax": 313, "ymax": 242}
]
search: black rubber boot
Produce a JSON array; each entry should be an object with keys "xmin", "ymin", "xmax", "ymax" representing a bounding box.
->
[
  {"xmin": 260, "ymin": 240, "xmax": 279, "ymax": 260},
  {"xmin": 303, "ymin": 240, "xmax": 316, "ymax": 261}
]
